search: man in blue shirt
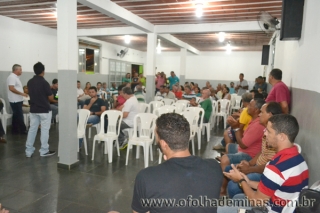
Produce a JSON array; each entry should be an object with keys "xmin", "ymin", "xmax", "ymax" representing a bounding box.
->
[{"xmin": 168, "ymin": 71, "xmax": 179, "ymax": 90}]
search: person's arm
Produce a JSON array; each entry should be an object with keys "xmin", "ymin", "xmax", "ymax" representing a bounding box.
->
[
  {"xmin": 94, "ymin": 105, "xmax": 106, "ymax": 116},
  {"xmin": 242, "ymin": 85, "xmax": 249, "ymax": 90},
  {"xmin": 234, "ymin": 129, "xmax": 248, "ymax": 149},
  {"xmin": 48, "ymin": 95, "xmax": 55, "ymax": 103},
  {"xmin": 123, "ymin": 111, "xmax": 129, "ymax": 118},
  {"xmin": 83, "ymin": 97, "xmax": 97, "ymax": 110},
  {"xmin": 8, "ymin": 85, "xmax": 27, "ymax": 97},
  {"xmin": 280, "ymin": 101, "xmax": 289, "ymax": 114}
]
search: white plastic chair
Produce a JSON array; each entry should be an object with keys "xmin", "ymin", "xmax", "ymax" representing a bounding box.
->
[
  {"xmin": 77, "ymin": 109, "xmax": 90, "ymax": 155},
  {"xmin": 294, "ymin": 143, "xmax": 302, "ymax": 153},
  {"xmin": 210, "ymin": 100, "xmax": 218, "ymax": 128},
  {"xmin": 154, "ymin": 96, "xmax": 163, "ymax": 101},
  {"xmin": 149, "ymin": 101, "xmax": 164, "ymax": 113},
  {"xmin": 176, "ymin": 99, "xmax": 190, "ymax": 107},
  {"xmin": 88, "ymin": 123, "xmax": 100, "ymax": 139},
  {"xmin": 0, "ymin": 98, "xmax": 13, "ymax": 134},
  {"xmin": 153, "ymin": 105, "xmax": 175, "ymax": 117},
  {"xmin": 125, "ymin": 113, "xmax": 157, "ymax": 168},
  {"xmin": 162, "ymin": 98, "xmax": 175, "ymax": 105},
  {"xmin": 184, "ymin": 107, "xmax": 204, "ymax": 150},
  {"xmin": 138, "ymin": 103, "xmax": 150, "ymax": 113},
  {"xmin": 172, "ymin": 103, "xmax": 187, "ymax": 114},
  {"xmin": 231, "ymin": 95, "xmax": 242, "ymax": 113},
  {"xmin": 214, "ymin": 99, "xmax": 231, "ymax": 129},
  {"xmin": 23, "ymin": 113, "xmax": 30, "ymax": 129},
  {"xmin": 195, "ymin": 97, "xmax": 201, "ymax": 103},
  {"xmin": 92, "ymin": 110, "xmax": 123, "ymax": 163}
]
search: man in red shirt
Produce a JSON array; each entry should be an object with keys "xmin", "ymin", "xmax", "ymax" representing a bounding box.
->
[
  {"xmin": 220, "ymin": 98, "xmax": 265, "ymax": 195},
  {"xmin": 265, "ymin": 68, "xmax": 291, "ymax": 114},
  {"xmin": 172, "ymin": 85, "xmax": 182, "ymax": 100}
]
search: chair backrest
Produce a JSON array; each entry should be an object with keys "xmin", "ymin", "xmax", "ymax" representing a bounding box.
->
[
  {"xmin": 100, "ymin": 91, "xmax": 107, "ymax": 100},
  {"xmin": 133, "ymin": 113, "xmax": 157, "ymax": 139},
  {"xmin": 195, "ymin": 97, "xmax": 201, "ymax": 103},
  {"xmin": 184, "ymin": 107, "xmax": 204, "ymax": 128},
  {"xmin": 172, "ymin": 103, "xmax": 187, "ymax": 114},
  {"xmin": 149, "ymin": 101, "xmax": 164, "ymax": 113},
  {"xmin": 181, "ymin": 110, "xmax": 199, "ymax": 138},
  {"xmin": 233, "ymin": 96, "xmax": 242, "ymax": 108},
  {"xmin": 176, "ymin": 99, "xmax": 190, "ymax": 106},
  {"xmin": 138, "ymin": 103, "xmax": 150, "ymax": 113},
  {"xmin": 98, "ymin": 110, "xmax": 123, "ymax": 136},
  {"xmin": 153, "ymin": 105, "xmax": 175, "ymax": 117},
  {"xmin": 0, "ymin": 98, "xmax": 9, "ymax": 115},
  {"xmin": 154, "ymin": 96, "xmax": 163, "ymax": 101},
  {"xmin": 217, "ymin": 99, "xmax": 231, "ymax": 114},
  {"xmin": 162, "ymin": 98, "xmax": 175, "ymax": 105},
  {"xmin": 77, "ymin": 109, "xmax": 90, "ymax": 136}
]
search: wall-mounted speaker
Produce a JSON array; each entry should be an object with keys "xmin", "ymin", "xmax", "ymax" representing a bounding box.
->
[
  {"xmin": 280, "ymin": 0, "xmax": 305, "ymax": 40},
  {"xmin": 261, "ymin": 45, "xmax": 270, "ymax": 65}
]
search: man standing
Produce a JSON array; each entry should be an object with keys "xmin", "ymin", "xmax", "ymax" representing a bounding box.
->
[
  {"xmin": 221, "ymin": 114, "xmax": 309, "ymax": 213},
  {"xmin": 25, "ymin": 62, "xmax": 55, "ymax": 157},
  {"xmin": 168, "ymin": 71, "xmax": 179, "ymax": 90},
  {"xmin": 132, "ymin": 113, "xmax": 223, "ymax": 213},
  {"xmin": 6, "ymin": 64, "xmax": 27, "ymax": 134},
  {"xmin": 235, "ymin": 73, "xmax": 248, "ymax": 96},
  {"xmin": 118, "ymin": 87, "xmax": 140, "ymax": 149},
  {"xmin": 265, "ymin": 68, "xmax": 291, "ymax": 114},
  {"xmin": 50, "ymin": 79, "xmax": 58, "ymax": 123}
]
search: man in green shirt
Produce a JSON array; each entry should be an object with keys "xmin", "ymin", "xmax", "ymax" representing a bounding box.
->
[{"xmin": 190, "ymin": 89, "xmax": 212, "ymax": 123}]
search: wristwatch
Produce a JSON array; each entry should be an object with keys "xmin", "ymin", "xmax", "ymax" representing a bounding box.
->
[
  {"xmin": 238, "ymin": 178, "xmax": 246, "ymax": 189},
  {"xmin": 233, "ymin": 128, "xmax": 240, "ymax": 132}
]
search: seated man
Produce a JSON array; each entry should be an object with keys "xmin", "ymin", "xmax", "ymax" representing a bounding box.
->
[
  {"xmin": 50, "ymin": 79, "xmax": 58, "ymax": 123},
  {"xmin": 163, "ymin": 85, "xmax": 175, "ymax": 99},
  {"xmin": 134, "ymin": 85, "xmax": 145, "ymax": 103},
  {"xmin": 226, "ymin": 102, "xmax": 282, "ymax": 198},
  {"xmin": 118, "ymin": 87, "xmax": 140, "ymax": 149},
  {"xmin": 172, "ymin": 85, "xmax": 182, "ymax": 100},
  {"xmin": 182, "ymin": 85, "xmax": 196, "ymax": 100},
  {"xmin": 155, "ymin": 85, "xmax": 166, "ymax": 97},
  {"xmin": 189, "ymin": 89, "xmax": 212, "ymax": 123},
  {"xmin": 96, "ymin": 82, "xmax": 102, "ymax": 98},
  {"xmin": 220, "ymin": 98, "xmax": 265, "ymax": 196},
  {"xmin": 213, "ymin": 92, "xmax": 252, "ymax": 151},
  {"xmin": 220, "ymin": 114, "xmax": 309, "ymax": 213},
  {"xmin": 109, "ymin": 82, "xmax": 118, "ymax": 95},
  {"xmin": 132, "ymin": 113, "xmax": 223, "ymax": 213}
]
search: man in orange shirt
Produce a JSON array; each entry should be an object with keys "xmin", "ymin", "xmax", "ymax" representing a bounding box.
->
[{"xmin": 172, "ymin": 85, "xmax": 182, "ymax": 99}]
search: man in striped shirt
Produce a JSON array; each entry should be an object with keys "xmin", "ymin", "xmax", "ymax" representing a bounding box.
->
[
  {"xmin": 182, "ymin": 85, "xmax": 196, "ymax": 100},
  {"xmin": 222, "ymin": 114, "xmax": 309, "ymax": 213}
]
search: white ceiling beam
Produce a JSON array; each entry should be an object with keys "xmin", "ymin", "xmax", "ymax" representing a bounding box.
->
[
  {"xmin": 158, "ymin": 34, "xmax": 200, "ymax": 55},
  {"xmin": 155, "ymin": 21, "xmax": 261, "ymax": 34},
  {"xmin": 77, "ymin": 0, "xmax": 154, "ymax": 32},
  {"xmin": 77, "ymin": 27, "xmax": 145, "ymax": 37}
]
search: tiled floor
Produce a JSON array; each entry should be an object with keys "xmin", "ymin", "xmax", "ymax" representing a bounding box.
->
[{"xmin": 0, "ymin": 123, "xmax": 224, "ymax": 213}]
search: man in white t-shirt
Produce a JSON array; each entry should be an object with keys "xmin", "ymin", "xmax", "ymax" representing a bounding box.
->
[
  {"xmin": 235, "ymin": 73, "xmax": 248, "ymax": 96},
  {"xmin": 6, "ymin": 64, "xmax": 28, "ymax": 134},
  {"xmin": 118, "ymin": 87, "xmax": 140, "ymax": 149}
]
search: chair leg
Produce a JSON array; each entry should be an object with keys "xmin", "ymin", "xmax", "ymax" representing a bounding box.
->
[
  {"xmin": 207, "ymin": 124, "xmax": 210, "ymax": 142},
  {"xmin": 191, "ymin": 139, "xmax": 195, "ymax": 155},
  {"xmin": 197, "ymin": 130, "xmax": 201, "ymax": 150},
  {"xmin": 88, "ymin": 127, "xmax": 91, "ymax": 138},
  {"xmin": 3, "ymin": 118, "xmax": 7, "ymax": 134},
  {"xmin": 84, "ymin": 136, "xmax": 88, "ymax": 155},
  {"xmin": 150, "ymin": 144, "xmax": 153, "ymax": 161},
  {"xmin": 107, "ymin": 139, "xmax": 113, "ymax": 163},
  {"xmin": 201, "ymin": 126, "xmax": 205, "ymax": 135},
  {"xmin": 158, "ymin": 149, "xmax": 162, "ymax": 164},
  {"xmin": 116, "ymin": 139, "xmax": 120, "ymax": 156},
  {"xmin": 223, "ymin": 115, "xmax": 227, "ymax": 129},
  {"xmin": 125, "ymin": 143, "xmax": 131, "ymax": 165},
  {"xmin": 136, "ymin": 145, "xmax": 140, "ymax": 159},
  {"xmin": 144, "ymin": 144, "xmax": 149, "ymax": 168},
  {"xmin": 91, "ymin": 139, "xmax": 96, "ymax": 160}
]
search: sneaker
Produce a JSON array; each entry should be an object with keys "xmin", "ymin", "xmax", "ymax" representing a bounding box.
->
[
  {"xmin": 119, "ymin": 139, "xmax": 128, "ymax": 150},
  {"xmin": 40, "ymin": 151, "xmax": 56, "ymax": 157},
  {"xmin": 212, "ymin": 144, "xmax": 225, "ymax": 150}
]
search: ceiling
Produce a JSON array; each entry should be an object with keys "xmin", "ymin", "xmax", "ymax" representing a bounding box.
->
[{"xmin": 0, "ymin": 0, "xmax": 282, "ymax": 51}]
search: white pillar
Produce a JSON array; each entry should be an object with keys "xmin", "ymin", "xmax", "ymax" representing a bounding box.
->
[
  {"xmin": 180, "ymin": 48, "xmax": 187, "ymax": 84},
  {"xmin": 57, "ymin": 0, "xmax": 78, "ymax": 169},
  {"xmin": 145, "ymin": 33, "xmax": 157, "ymax": 103}
]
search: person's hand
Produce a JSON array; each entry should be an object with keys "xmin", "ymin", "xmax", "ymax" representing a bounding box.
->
[
  {"xmin": 0, "ymin": 204, "xmax": 9, "ymax": 213},
  {"xmin": 90, "ymin": 97, "xmax": 97, "ymax": 104},
  {"xmin": 237, "ymin": 163, "xmax": 251, "ymax": 175},
  {"xmin": 21, "ymin": 93, "xmax": 28, "ymax": 97},
  {"xmin": 240, "ymin": 172, "xmax": 250, "ymax": 183},
  {"xmin": 223, "ymin": 164, "xmax": 243, "ymax": 182}
]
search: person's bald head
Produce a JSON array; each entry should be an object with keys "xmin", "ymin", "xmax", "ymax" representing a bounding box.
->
[{"xmin": 202, "ymin": 89, "xmax": 211, "ymax": 99}]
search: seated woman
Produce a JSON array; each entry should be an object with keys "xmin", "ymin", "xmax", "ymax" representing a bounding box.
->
[
  {"xmin": 222, "ymin": 87, "xmax": 231, "ymax": 100},
  {"xmin": 83, "ymin": 82, "xmax": 91, "ymax": 95},
  {"xmin": 194, "ymin": 86, "xmax": 201, "ymax": 97}
]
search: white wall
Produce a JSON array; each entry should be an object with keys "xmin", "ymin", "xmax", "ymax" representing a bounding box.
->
[
  {"xmin": 78, "ymin": 37, "xmax": 146, "ymax": 75},
  {"xmin": 0, "ymin": 15, "xmax": 57, "ymax": 73},
  {"xmin": 272, "ymin": 0, "xmax": 320, "ymax": 92},
  {"xmin": 156, "ymin": 51, "xmax": 263, "ymax": 86}
]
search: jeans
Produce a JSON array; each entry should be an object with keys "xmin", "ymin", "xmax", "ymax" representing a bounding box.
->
[
  {"xmin": 225, "ymin": 165, "xmax": 262, "ymax": 198},
  {"xmin": 118, "ymin": 121, "xmax": 131, "ymax": 144},
  {"xmin": 227, "ymin": 152, "xmax": 252, "ymax": 165},
  {"xmin": 10, "ymin": 101, "xmax": 26, "ymax": 133},
  {"xmin": 50, "ymin": 104, "xmax": 58, "ymax": 121},
  {"xmin": 25, "ymin": 111, "xmax": 52, "ymax": 156},
  {"xmin": 79, "ymin": 115, "xmax": 100, "ymax": 147},
  {"xmin": 217, "ymin": 194, "xmax": 252, "ymax": 213}
]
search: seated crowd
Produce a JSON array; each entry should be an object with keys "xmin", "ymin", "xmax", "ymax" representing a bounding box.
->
[{"xmin": 2, "ymin": 64, "xmax": 307, "ymax": 213}]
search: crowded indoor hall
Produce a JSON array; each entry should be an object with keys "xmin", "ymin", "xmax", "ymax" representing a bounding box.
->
[{"xmin": 0, "ymin": 0, "xmax": 319, "ymax": 213}]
